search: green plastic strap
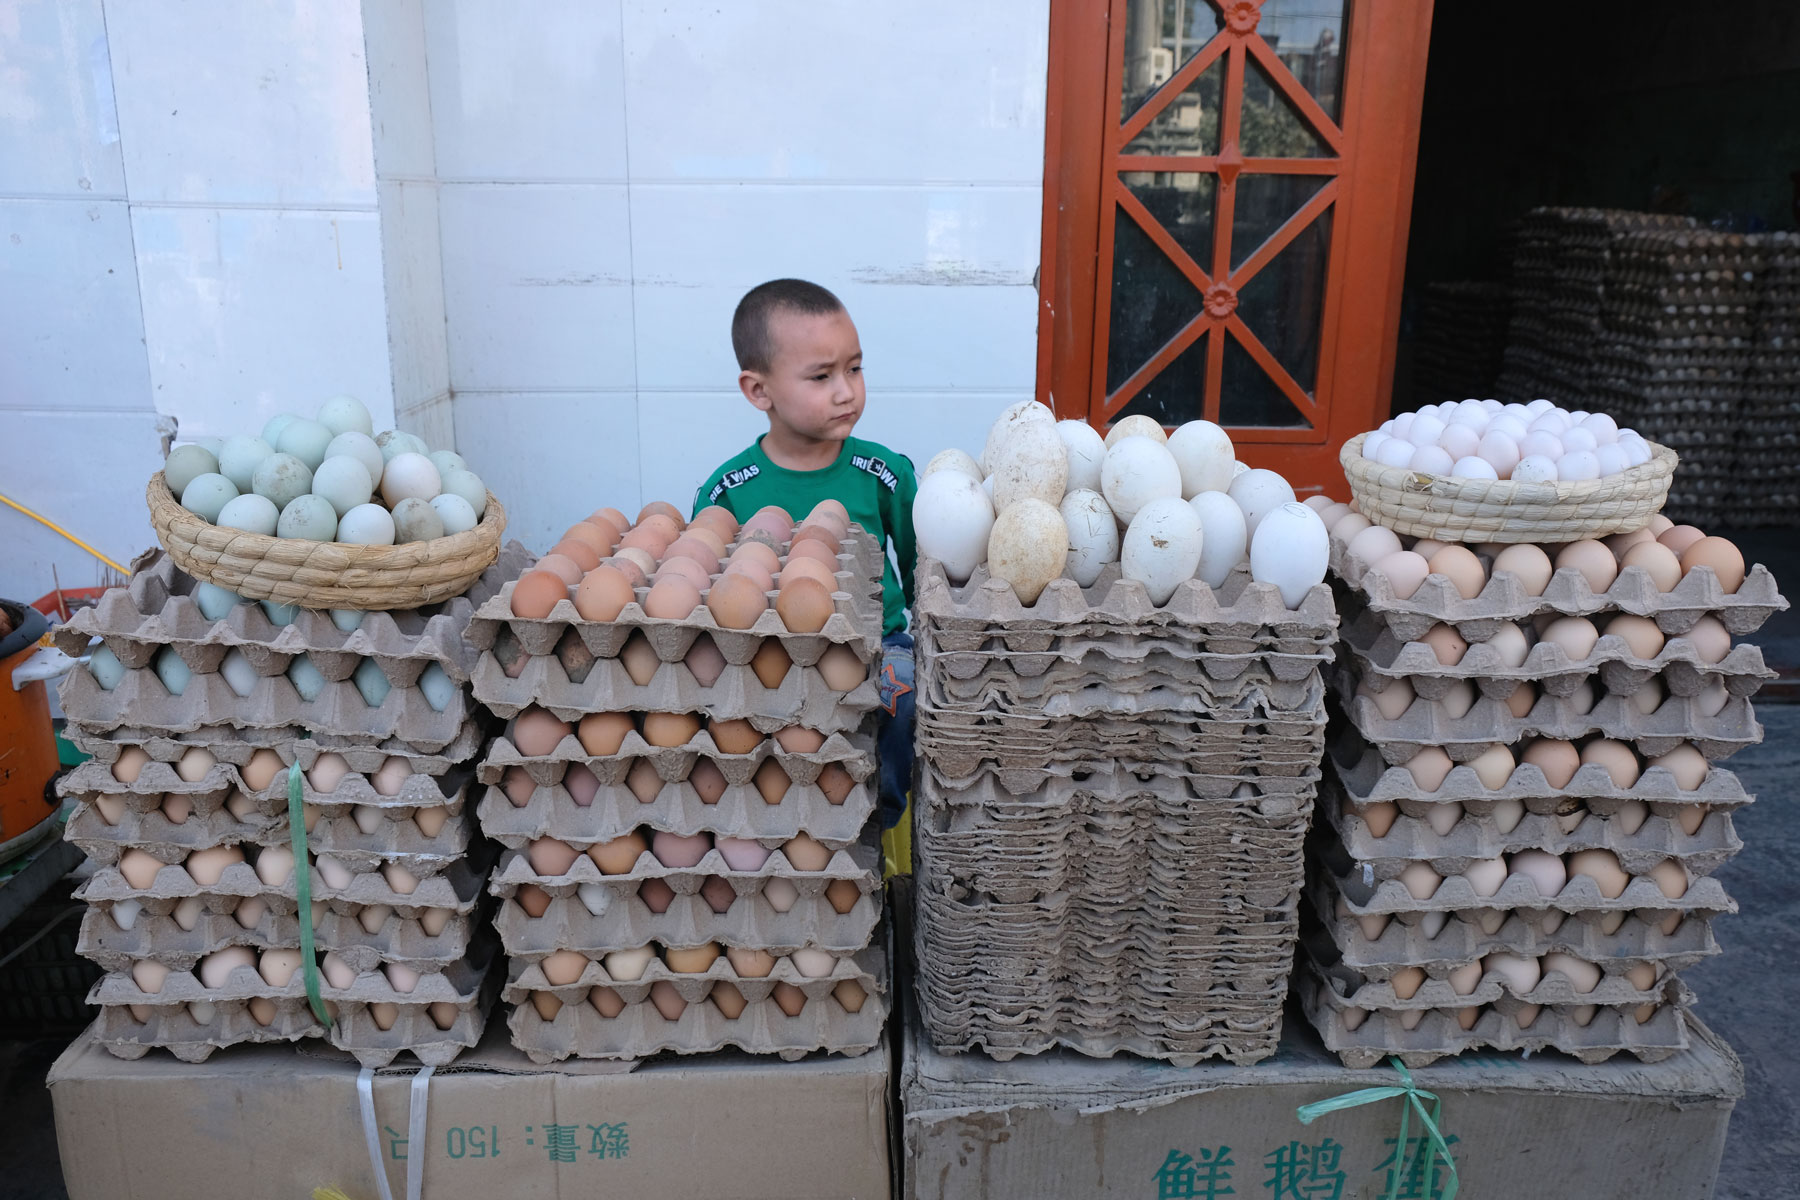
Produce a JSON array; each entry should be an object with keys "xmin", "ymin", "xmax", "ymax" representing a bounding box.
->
[
  {"xmin": 1296, "ymin": 1057, "xmax": 1458, "ymax": 1200},
  {"xmin": 288, "ymin": 765, "xmax": 332, "ymax": 1028}
]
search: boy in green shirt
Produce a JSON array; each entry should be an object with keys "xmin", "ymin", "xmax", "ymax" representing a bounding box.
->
[{"xmin": 693, "ymin": 279, "xmax": 919, "ymax": 842}]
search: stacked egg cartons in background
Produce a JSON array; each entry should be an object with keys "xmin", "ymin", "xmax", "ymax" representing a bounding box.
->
[
  {"xmin": 1302, "ymin": 514, "xmax": 1786, "ymax": 1066},
  {"xmin": 465, "ymin": 503, "xmax": 888, "ymax": 1061},
  {"xmin": 911, "ymin": 560, "xmax": 1338, "ymax": 1065},
  {"xmin": 54, "ymin": 548, "xmax": 520, "ymax": 1064}
]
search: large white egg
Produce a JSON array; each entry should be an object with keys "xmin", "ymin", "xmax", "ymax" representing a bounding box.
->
[
  {"xmin": 1060, "ymin": 489, "xmax": 1119, "ymax": 586},
  {"xmin": 251, "ymin": 453, "xmax": 314, "ymax": 511},
  {"xmin": 277, "ymin": 418, "xmax": 335, "ymax": 471},
  {"xmin": 337, "ymin": 503, "xmax": 397, "ymax": 546},
  {"xmin": 1100, "ymin": 437, "xmax": 1183, "ymax": 524},
  {"xmin": 180, "ymin": 473, "xmax": 239, "ymax": 523},
  {"xmin": 391, "ymin": 496, "xmax": 445, "ymax": 543},
  {"xmin": 164, "ymin": 445, "xmax": 219, "ymax": 497},
  {"xmin": 431, "ymin": 492, "xmax": 479, "ymax": 535},
  {"xmin": 1057, "ymin": 420, "xmax": 1107, "ymax": 493},
  {"xmin": 914, "ymin": 471, "xmax": 996, "ymax": 583},
  {"xmin": 1121, "ymin": 496, "xmax": 1203, "ymax": 605},
  {"xmin": 1166, "ymin": 420, "xmax": 1235, "ymax": 498},
  {"xmin": 1250, "ymin": 502, "xmax": 1328, "ymax": 607},
  {"xmin": 218, "ymin": 436, "xmax": 275, "ymax": 492},
  {"xmin": 922, "ymin": 448, "xmax": 982, "ymax": 482},
  {"xmin": 217, "ymin": 493, "xmax": 280, "ymax": 535},
  {"xmin": 1103, "ymin": 414, "xmax": 1167, "ymax": 448},
  {"xmin": 1227, "ymin": 468, "xmax": 1297, "ymax": 541},
  {"xmin": 439, "ymin": 468, "xmax": 488, "ymax": 518},
  {"xmin": 318, "ymin": 395, "xmax": 374, "ymax": 437},
  {"xmin": 277, "ymin": 494, "xmax": 339, "ymax": 541},
  {"xmin": 1189, "ymin": 490, "xmax": 1247, "ymax": 587},
  {"xmin": 980, "ymin": 401, "xmax": 1055, "ymax": 473},
  {"xmin": 991, "ymin": 417, "xmax": 1069, "ymax": 511},
  {"xmin": 312, "ymin": 455, "xmax": 375, "ymax": 517},
  {"xmin": 376, "ymin": 429, "xmax": 429, "ymax": 463},
  {"xmin": 381, "ymin": 452, "xmax": 441, "ymax": 506},
  {"xmin": 324, "ymin": 431, "xmax": 384, "ymax": 487},
  {"xmin": 987, "ymin": 498, "xmax": 1068, "ymax": 605}
]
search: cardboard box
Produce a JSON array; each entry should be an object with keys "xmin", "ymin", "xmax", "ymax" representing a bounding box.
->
[
  {"xmin": 901, "ymin": 1003, "xmax": 1740, "ymax": 1200},
  {"xmin": 51, "ymin": 1023, "xmax": 893, "ymax": 1200}
]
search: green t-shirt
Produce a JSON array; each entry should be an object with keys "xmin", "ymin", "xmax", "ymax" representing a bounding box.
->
[{"xmin": 693, "ymin": 435, "xmax": 917, "ymax": 635}]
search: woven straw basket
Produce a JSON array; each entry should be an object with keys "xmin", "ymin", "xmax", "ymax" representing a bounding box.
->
[
  {"xmin": 147, "ymin": 473, "xmax": 505, "ymax": 610},
  {"xmin": 1340, "ymin": 434, "xmax": 1677, "ymax": 544}
]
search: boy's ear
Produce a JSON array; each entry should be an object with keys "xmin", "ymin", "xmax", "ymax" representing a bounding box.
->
[{"xmin": 739, "ymin": 370, "xmax": 774, "ymax": 413}]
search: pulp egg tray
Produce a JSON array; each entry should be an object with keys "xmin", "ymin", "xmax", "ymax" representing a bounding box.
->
[
  {"xmin": 1297, "ymin": 956, "xmax": 1690, "ymax": 1069},
  {"xmin": 90, "ymin": 994, "xmax": 325, "ymax": 1062},
  {"xmin": 471, "ymin": 569, "xmax": 883, "ymax": 667},
  {"xmin": 59, "ymin": 663, "xmax": 473, "ymax": 751},
  {"xmin": 503, "ymin": 941, "xmax": 883, "ymax": 1003},
  {"xmin": 92, "ymin": 943, "xmax": 492, "ymax": 1009},
  {"xmin": 503, "ymin": 946, "xmax": 886, "ymax": 1063},
  {"xmin": 487, "ymin": 836, "xmax": 880, "ymax": 904},
  {"xmin": 1337, "ymin": 674, "xmax": 1763, "ymax": 764},
  {"xmin": 76, "ymin": 898, "xmax": 483, "ymax": 976},
  {"xmin": 1333, "ymin": 548, "xmax": 1785, "ymax": 642},
  {"xmin": 326, "ymin": 965, "xmax": 502, "ymax": 1068},
  {"xmin": 475, "ymin": 776, "xmax": 873, "ymax": 851},
  {"xmin": 916, "ymin": 628, "xmax": 1337, "ymax": 676},
  {"xmin": 472, "ymin": 651, "xmax": 878, "ymax": 731},
  {"xmin": 58, "ymin": 756, "xmax": 477, "ymax": 822},
  {"xmin": 305, "ymin": 802, "xmax": 479, "ymax": 874},
  {"xmin": 1340, "ymin": 606, "xmax": 1773, "ymax": 701},
  {"xmin": 76, "ymin": 849, "xmax": 493, "ymax": 914},
  {"xmin": 917, "ymin": 639, "xmax": 1330, "ymax": 693},
  {"xmin": 1303, "ymin": 874, "xmax": 1721, "ymax": 974},
  {"xmin": 913, "ymin": 558, "xmax": 1338, "ymax": 640},
  {"xmin": 916, "ymin": 645, "xmax": 1328, "ymax": 714},
  {"xmin": 914, "ymin": 1015, "xmax": 1281, "ymax": 1069},
  {"xmin": 51, "ymin": 543, "xmax": 529, "ymax": 684},
  {"xmin": 491, "ymin": 878, "xmax": 881, "ymax": 957},
  {"xmin": 479, "ymin": 727, "xmax": 874, "ymax": 790},
  {"xmin": 66, "ymin": 797, "xmax": 283, "ymax": 864},
  {"xmin": 916, "ymin": 756, "xmax": 1322, "ymax": 809},
  {"xmin": 1327, "ymin": 733, "xmax": 1755, "ymax": 814},
  {"xmin": 1318, "ymin": 773, "xmax": 1743, "ymax": 879},
  {"xmin": 68, "ymin": 718, "xmax": 490, "ymax": 782}
]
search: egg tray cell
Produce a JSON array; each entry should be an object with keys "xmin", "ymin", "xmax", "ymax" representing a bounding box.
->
[
  {"xmin": 57, "ymin": 754, "xmax": 478, "ymax": 820},
  {"xmin": 491, "ymin": 877, "xmax": 881, "ymax": 958},
  {"xmin": 66, "ymin": 717, "xmax": 491, "ymax": 782},
  {"xmin": 1295, "ymin": 958, "xmax": 1690, "ymax": 1069},
  {"xmin": 488, "ymin": 836, "xmax": 880, "ymax": 905},
  {"xmin": 475, "ymin": 777, "xmax": 874, "ymax": 853},
  {"xmin": 1327, "ymin": 731, "xmax": 1754, "ymax": 814},
  {"xmin": 51, "ymin": 543, "xmax": 530, "ymax": 685},
  {"xmin": 88, "ymin": 995, "xmax": 325, "ymax": 1062},
  {"xmin": 1318, "ymin": 765, "xmax": 1743, "ymax": 880},
  {"xmin": 1339, "ymin": 605, "xmax": 1774, "ymax": 702},
  {"xmin": 1332, "ymin": 542, "xmax": 1785, "ymax": 643},
  {"xmin": 507, "ymin": 979, "xmax": 887, "ymax": 1064},
  {"xmin": 471, "ymin": 564, "xmax": 883, "ymax": 665},
  {"xmin": 913, "ymin": 558, "xmax": 1338, "ymax": 641},
  {"xmin": 75, "ymin": 846, "xmax": 495, "ymax": 914},
  {"xmin": 471, "ymin": 650, "xmax": 879, "ymax": 730},
  {"xmin": 1333, "ymin": 663, "xmax": 1763, "ymax": 764},
  {"xmin": 59, "ymin": 664, "xmax": 474, "ymax": 751}
]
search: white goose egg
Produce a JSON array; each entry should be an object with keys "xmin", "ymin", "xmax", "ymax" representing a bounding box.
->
[
  {"xmin": 1227, "ymin": 469, "xmax": 1297, "ymax": 541},
  {"xmin": 1061, "ymin": 489, "xmax": 1120, "ymax": 587},
  {"xmin": 337, "ymin": 503, "xmax": 396, "ymax": 546},
  {"xmin": 990, "ymin": 417, "xmax": 1069, "ymax": 511},
  {"xmin": 380, "ymin": 453, "xmax": 441, "ymax": 506},
  {"xmin": 1121, "ymin": 497, "xmax": 1203, "ymax": 605},
  {"xmin": 1101, "ymin": 437, "xmax": 1183, "ymax": 524},
  {"xmin": 914, "ymin": 471, "xmax": 995, "ymax": 583},
  {"xmin": 981, "ymin": 400, "xmax": 1056, "ymax": 472},
  {"xmin": 1056, "ymin": 420, "xmax": 1108, "ymax": 493},
  {"xmin": 1103, "ymin": 414, "xmax": 1167, "ymax": 447},
  {"xmin": 1250, "ymin": 502, "xmax": 1328, "ymax": 607},
  {"xmin": 1190, "ymin": 491, "xmax": 1248, "ymax": 587},
  {"xmin": 922, "ymin": 447, "xmax": 983, "ymax": 482},
  {"xmin": 1166, "ymin": 420, "xmax": 1235, "ymax": 498}
]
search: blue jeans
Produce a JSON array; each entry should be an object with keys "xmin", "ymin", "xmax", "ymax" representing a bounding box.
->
[{"xmin": 876, "ymin": 632, "xmax": 915, "ymax": 830}]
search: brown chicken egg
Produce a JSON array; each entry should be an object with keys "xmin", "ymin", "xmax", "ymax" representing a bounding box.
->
[
  {"xmin": 1522, "ymin": 739, "xmax": 1580, "ymax": 787},
  {"xmin": 590, "ymin": 832, "xmax": 649, "ymax": 874},
  {"xmin": 592, "ymin": 505, "xmax": 630, "ymax": 530},
  {"xmin": 542, "ymin": 949, "xmax": 589, "ymax": 986},
  {"xmin": 723, "ymin": 557, "xmax": 776, "ymax": 592},
  {"xmin": 118, "ymin": 848, "xmax": 165, "ymax": 890},
  {"xmin": 652, "ymin": 830, "xmax": 712, "ymax": 869},
  {"xmin": 502, "ymin": 765, "xmax": 536, "ymax": 806},
  {"xmin": 653, "ymin": 555, "xmax": 712, "ymax": 592},
  {"xmin": 1605, "ymin": 614, "xmax": 1666, "ymax": 659},
  {"xmin": 1555, "ymin": 541, "xmax": 1618, "ymax": 593},
  {"xmin": 620, "ymin": 526, "xmax": 673, "ymax": 559},
  {"xmin": 833, "ymin": 979, "xmax": 869, "ymax": 1014},
  {"xmin": 1567, "ymin": 849, "xmax": 1629, "ymax": 898},
  {"xmin": 550, "ymin": 538, "xmax": 601, "ymax": 573},
  {"xmin": 703, "ymin": 717, "xmax": 759, "ymax": 755},
  {"xmin": 563, "ymin": 520, "xmax": 620, "ymax": 557},
  {"xmin": 1650, "ymin": 744, "xmax": 1709, "ymax": 790},
  {"xmin": 711, "ymin": 982, "xmax": 749, "ymax": 1019},
  {"xmin": 625, "ymin": 758, "xmax": 664, "ymax": 804},
  {"xmin": 1404, "ymin": 746, "xmax": 1454, "ymax": 790},
  {"xmin": 750, "ymin": 639, "xmax": 793, "ymax": 688},
  {"xmin": 818, "ymin": 644, "xmax": 868, "ymax": 691},
  {"xmin": 688, "ymin": 759, "xmax": 728, "ymax": 804},
  {"xmin": 511, "ymin": 570, "xmax": 570, "ymax": 619},
  {"xmin": 1658, "ymin": 524, "xmax": 1707, "ymax": 555},
  {"xmin": 1491, "ymin": 544, "xmax": 1554, "ymax": 596},
  {"xmin": 809, "ymin": 498, "xmax": 850, "ymax": 528},
  {"xmin": 1580, "ymin": 739, "xmax": 1641, "ymax": 788},
  {"xmin": 573, "ymin": 566, "xmax": 635, "ymax": 622},
  {"xmin": 1426, "ymin": 546, "xmax": 1486, "ymax": 599},
  {"xmin": 665, "ymin": 942, "xmax": 721, "ymax": 974},
  {"xmin": 530, "ymin": 991, "xmax": 565, "ymax": 1021},
  {"xmin": 1541, "ymin": 616, "xmax": 1599, "ymax": 660},
  {"xmin": 563, "ymin": 763, "xmax": 600, "ymax": 807},
  {"xmin": 1680, "ymin": 616, "xmax": 1731, "ymax": 664},
  {"xmin": 577, "ymin": 711, "xmax": 634, "ymax": 756},
  {"xmin": 665, "ymin": 535, "xmax": 721, "ymax": 576},
  {"xmin": 776, "ymin": 555, "xmax": 839, "ymax": 592},
  {"xmin": 684, "ymin": 635, "xmax": 727, "ymax": 686},
  {"xmin": 729, "ymin": 539, "xmax": 781, "ymax": 573},
  {"xmin": 643, "ymin": 711, "xmax": 701, "ymax": 748},
  {"xmin": 1679, "ymin": 536, "xmax": 1746, "ymax": 593},
  {"xmin": 776, "ymin": 577, "xmax": 835, "ymax": 633},
  {"xmin": 528, "ymin": 837, "xmax": 581, "ymax": 876},
  {"xmin": 692, "ymin": 504, "xmax": 740, "ymax": 537},
  {"xmin": 512, "ymin": 707, "xmax": 573, "ymax": 756},
  {"xmin": 603, "ymin": 553, "xmax": 650, "ymax": 589},
  {"xmin": 637, "ymin": 501, "xmax": 685, "ymax": 528},
  {"xmin": 639, "ymin": 877, "xmax": 677, "ymax": 913},
  {"xmin": 826, "ymin": 877, "xmax": 862, "ymax": 914},
  {"xmin": 1504, "ymin": 682, "xmax": 1537, "ymax": 718},
  {"xmin": 786, "ymin": 538, "xmax": 841, "ymax": 570},
  {"xmin": 619, "ymin": 632, "xmax": 661, "ymax": 685},
  {"xmin": 701, "ymin": 875, "xmax": 738, "ymax": 913},
  {"xmin": 707, "ymin": 572, "xmax": 770, "ymax": 630},
  {"xmin": 1369, "ymin": 551, "xmax": 1429, "ymax": 600},
  {"xmin": 753, "ymin": 759, "xmax": 791, "ymax": 804},
  {"xmin": 112, "ymin": 746, "xmax": 152, "ymax": 784},
  {"xmin": 772, "ymin": 982, "xmax": 808, "ymax": 1017},
  {"xmin": 516, "ymin": 883, "xmax": 553, "ymax": 917},
  {"xmin": 1620, "ymin": 541, "xmax": 1683, "ymax": 591},
  {"xmin": 775, "ymin": 725, "xmax": 826, "ymax": 753},
  {"xmin": 1420, "ymin": 623, "xmax": 1468, "ymax": 666},
  {"xmin": 783, "ymin": 833, "xmax": 832, "ymax": 871},
  {"xmin": 534, "ymin": 554, "xmax": 585, "ymax": 587},
  {"xmin": 818, "ymin": 763, "xmax": 856, "ymax": 804},
  {"xmin": 588, "ymin": 986, "xmax": 626, "ymax": 1017},
  {"xmin": 643, "ymin": 576, "xmax": 703, "ymax": 621}
]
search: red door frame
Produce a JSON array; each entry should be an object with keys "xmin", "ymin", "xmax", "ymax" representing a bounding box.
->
[{"xmin": 1034, "ymin": 0, "xmax": 1435, "ymax": 498}]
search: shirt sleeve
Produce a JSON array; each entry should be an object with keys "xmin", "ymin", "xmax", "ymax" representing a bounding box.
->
[
  {"xmin": 888, "ymin": 454, "xmax": 919, "ymax": 608},
  {"xmin": 692, "ymin": 469, "xmax": 735, "ymax": 520}
]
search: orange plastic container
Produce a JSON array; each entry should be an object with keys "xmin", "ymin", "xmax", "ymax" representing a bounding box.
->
[{"xmin": 0, "ymin": 602, "xmax": 59, "ymax": 857}]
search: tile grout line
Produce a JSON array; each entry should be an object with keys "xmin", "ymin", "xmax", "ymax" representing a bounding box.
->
[
  {"xmin": 617, "ymin": 0, "xmax": 645, "ymax": 514},
  {"xmin": 94, "ymin": 0, "xmax": 160, "ymax": 435}
]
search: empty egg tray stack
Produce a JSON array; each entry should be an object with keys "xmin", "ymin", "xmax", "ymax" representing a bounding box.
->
[
  {"xmin": 1301, "ymin": 529, "xmax": 1785, "ymax": 1067},
  {"xmin": 53, "ymin": 547, "xmax": 519, "ymax": 1065},
  {"xmin": 464, "ymin": 528, "xmax": 889, "ymax": 1062},
  {"xmin": 911, "ymin": 559, "xmax": 1339, "ymax": 1066}
]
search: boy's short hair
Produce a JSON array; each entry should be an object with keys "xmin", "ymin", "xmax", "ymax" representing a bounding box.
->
[{"xmin": 732, "ymin": 278, "xmax": 846, "ymax": 373}]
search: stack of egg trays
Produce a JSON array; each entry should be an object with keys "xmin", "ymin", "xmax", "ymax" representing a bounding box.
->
[
  {"xmin": 55, "ymin": 548, "xmax": 523, "ymax": 1065},
  {"xmin": 1302, "ymin": 543, "xmax": 1784, "ymax": 1067},
  {"xmin": 911, "ymin": 557, "xmax": 1338, "ymax": 1065},
  {"xmin": 468, "ymin": 532, "xmax": 888, "ymax": 1062}
]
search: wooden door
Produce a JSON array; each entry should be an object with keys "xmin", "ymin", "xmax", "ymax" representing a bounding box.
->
[{"xmin": 1036, "ymin": 0, "xmax": 1434, "ymax": 496}]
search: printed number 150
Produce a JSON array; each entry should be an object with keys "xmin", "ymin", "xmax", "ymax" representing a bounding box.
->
[{"xmin": 446, "ymin": 1126, "xmax": 500, "ymax": 1159}]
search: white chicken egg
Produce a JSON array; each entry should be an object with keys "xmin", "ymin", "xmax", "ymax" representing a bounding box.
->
[
  {"xmin": 1407, "ymin": 413, "xmax": 1446, "ymax": 446},
  {"xmin": 380, "ymin": 452, "xmax": 441, "ymax": 507},
  {"xmin": 1374, "ymin": 437, "xmax": 1416, "ymax": 468},
  {"xmin": 217, "ymin": 493, "xmax": 279, "ymax": 535},
  {"xmin": 1558, "ymin": 451, "xmax": 1600, "ymax": 481},
  {"xmin": 1250, "ymin": 502, "xmax": 1328, "ymax": 607},
  {"xmin": 1121, "ymin": 497, "xmax": 1203, "ymax": 605},
  {"xmin": 277, "ymin": 494, "xmax": 338, "ymax": 541},
  {"xmin": 1061, "ymin": 489, "xmax": 1120, "ymax": 586},
  {"xmin": 1165, "ymin": 420, "xmax": 1235, "ymax": 498},
  {"xmin": 1512, "ymin": 455, "xmax": 1558, "ymax": 483},
  {"xmin": 1450, "ymin": 456, "xmax": 1498, "ymax": 480},
  {"xmin": 914, "ymin": 471, "xmax": 996, "ymax": 583},
  {"xmin": 1594, "ymin": 444, "xmax": 1628, "ymax": 476},
  {"xmin": 1438, "ymin": 423, "xmax": 1481, "ymax": 460},
  {"xmin": 1477, "ymin": 431, "xmax": 1521, "ymax": 477},
  {"xmin": 1361, "ymin": 430, "xmax": 1392, "ymax": 461},
  {"xmin": 337, "ymin": 503, "xmax": 397, "ymax": 546},
  {"xmin": 217, "ymin": 436, "xmax": 275, "ymax": 492},
  {"xmin": 1056, "ymin": 421, "xmax": 1108, "ymax": 493},
  {"xmin": 991, "ymin": 417, "xmax": 1069, "ymax": 511},
  {"xmin": 438, "ymin": 468, "xmax": 488, "ymax": 519},
  {"xmin": 1391, "ymin": 411, "xmax": 1416, "ymax": 440},
  {"xmin": 1562, "ymin": 426, "xmax": 1598, "ymax": 454},
  {"xmin": 431, "ymin": 493, "xmax": 479, "ymax": 535},
  {"xmin": 1227, "ymin": 469, "xmax": 1297, "ymax": 541},
  {"xmin": 1100, "ymin": 437, "xmax": 1183, "ymax": 524},
  {"xmin": 1189, "ymin": 491, "xmax": 1247, "ymax": 587},
  {"xmin": 180, "ymin": 474, "xmax": 240, "ymax": 523}
]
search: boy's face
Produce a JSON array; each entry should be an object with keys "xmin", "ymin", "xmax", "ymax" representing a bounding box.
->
[{"xmin": 740, "ymin": 308, "xmax": 865, "ymax": 443}]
